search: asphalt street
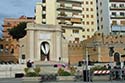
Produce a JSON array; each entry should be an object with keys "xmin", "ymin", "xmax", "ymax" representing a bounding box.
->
[{"xmin": 0, "ymin": 78, "xmax": 125, "ymax": 83}]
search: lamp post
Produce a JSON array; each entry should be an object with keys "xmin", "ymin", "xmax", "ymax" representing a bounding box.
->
[{"xmin": 83, "ymin": 41, "xmax": 100, "ymax": 82}]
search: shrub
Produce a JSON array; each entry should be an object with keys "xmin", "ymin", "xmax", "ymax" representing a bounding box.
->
[
  {"xmin": 57, "ymin": 68, "xmax": 71, "ymax": 76},
  {"xmin": 26, "ymin": 72, "xmax": 38, "ymax": 77},
  {"xmin": 24, "ymin": 67, "xmax": 41, "ymax": 77},
  {"xmin": 69, "ymin": 66, "xmax": 77, "ymax": 75},
  {"xmin": 60, "ymin": 71, "xmax": 71, "ymax": 76},
  {"xmin": 24, "ymin": 68, "xmax": 29, "ymax": 74},
  {"xmin": 34, "ymin": 67, "xmax": 41, "ymax": 75}
]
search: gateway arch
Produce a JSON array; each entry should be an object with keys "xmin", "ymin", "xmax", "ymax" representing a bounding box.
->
[{"xmin": 22, "ymin": 23, "xmax": 68, "ymax": 63}]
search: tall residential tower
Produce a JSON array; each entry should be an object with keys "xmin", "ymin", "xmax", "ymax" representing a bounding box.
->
[
  {"xmin": 96, "ymin": 0, "xmax": 110, "ymax": 35},
  {"xmin": 35, "ymin": 0, "xmax": 97, "ymax": 41}
]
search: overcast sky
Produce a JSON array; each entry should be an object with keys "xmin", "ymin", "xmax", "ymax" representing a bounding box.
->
[{"xmin": 0, "ymin": 0, "xmax": 41, "ymax": 38}]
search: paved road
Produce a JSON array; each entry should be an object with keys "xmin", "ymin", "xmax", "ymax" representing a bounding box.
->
[
  {"xmin": 0, "ymin": 78, "xmax": 22, "ymax": 83},
  {"xmin": 42, "ymin": 80, "xmax": 125, "ymax": 83},
  {"xmin": 0, "ymin": 78, "xmax": 125, "ymax": 83}
]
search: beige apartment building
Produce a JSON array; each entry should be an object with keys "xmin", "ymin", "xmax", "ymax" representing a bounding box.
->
[{"xmin": 35, "ymin": 0, "xmax": 97, "ymax": 41}]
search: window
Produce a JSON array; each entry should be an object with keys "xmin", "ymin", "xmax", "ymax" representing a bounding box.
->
[
  {"xmin": 86, "ymin": 1, "xmax": 88, "ymax": 4},
  {"xmin": 42, "ymin": 14, "xmax": 46, "ymax": 19},
  {"xmin": 83, "ymin": 21, "xmax": 85, "ymax": 25},
  {"xmin": 75, "ymin": 38, "xmax": 79, "ymax": 41},
  {"xmin": 82, "ymin": 29, "xmax": 85, "ymax": 32},
  {"xmin": 100, "ymin": 10, "xmax": 102, "ymax": 14},
  {"xmin": 43, "ymin": 0, "xmax": 46, "ymax": 3},
  {"xmin": 60, "ymin": 3, "xmax": 65, "ymax": 7},
  {"xmin": 82, "ymin": 35, "xmax": 85, "ymax": 38},
  {"xmin": 87, "ymin": 29, "xmax": 90, "ymax": 32},
  {"xmin": 101, "ymin": 25, "xmax": 103, "ymax": 29},
  {"xmin": 86, "ymin": 8, "xmax": 89, "ymax": 11},
  {"xmin": 100, "ymin": 2, "xmax": 102, "ymax": 6},
  {"xmin": 83, "ymin": 8, "xmax": 84, "ymax": 11},
  {"xmin": 121, "ymin": 21, "xmax": 125, "ymax": 25},
  {"xmin": 101, "ymin": 17, "xmax": 103, "ymax": 21},
  {"xmin": 91, "ymin": 21, "xmax": 94, "ymax": 25},
  {"xmin": 120, "ymin": 12, "xmax": 125, "ymax": 16},
  {"xmin": 90, "ymin": 1, "xmax": 93, "ymax": 5},
  {"xmin": 86, "ymin": 15, "xmax": 89, "ymax": 18},
  {"xmin": 0, "ymin": 44, "xmax": 3, "ymax": 53},
  {"xmin": 87, "ymin": 35, "xmax": 90, "ymax": 38},
  {"xmin": 43, "ymin": 7, "xmax": 46, "ymax": 11},
  {"xmin": 112, "ymin": 21, "xmax": 117, "ymax": 25},
  {"xmin": 62, "ymin": 29, "xmax": 65, "ymax": 33},
  {"xmin": 111, "ymin": 4, "xmax": 116, "ymax": 8},
  {"xmin": 86, "ymin": 21, "xmax": 89, "ymax": 25},
  {"xmin": 91, "ymin": 8, "xmax": 93, "ymax": 11},
  {"xmin": 42, "ymin": 22, "xmax": 46, "ymax": 24},
  {"xmin": 11, "ymin": 49, "xmax": 14, "ymax": 54},
  {"xmin": 97, "ymin": 13, "xmax": 99, "ymax": 16},
  {"xmin": 91, "ymin": 29, "xmax": 94, "ymax": 32},
  {"xmin": 83, "ymin": 15, "xmax": 85, "ymax": 18},
  {"xmin": 112, "ymin": 12, "xmax": 116, "ymax": 16},
  {"xmin": 72, "ymin": 30, "xmax": 79, "ymax": 33},
  {"xmin": 91, "ymin": 15, "xmax": 94, "ymax": 18},
  {"xmin": 119, "ymin": 4, "xmax": 124, "ymax": 8},
  {"xmin": 97, "ymin": 26, "xmax": 99, "ymax": 30}
]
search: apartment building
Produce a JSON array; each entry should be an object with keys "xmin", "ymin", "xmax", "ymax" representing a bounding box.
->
[
  {"xmin": 82, "ymin": 0, "xmax": 97, "ymax": 39},
  {"xmin": 96, "ymin": 0, "xmax": 110, "ymax": 35},
  {"xmin": 35, "ymin": 0, "xmax": 97, "ymax": 41},
  {"xmin": 109, "ymin": 0, "xmax": 125, "ymax": 35}
]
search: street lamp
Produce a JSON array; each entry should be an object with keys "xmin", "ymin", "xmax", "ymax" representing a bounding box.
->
[{"xmin": 83, "ymin": 41, "xmax": 100, "ymax": 82}]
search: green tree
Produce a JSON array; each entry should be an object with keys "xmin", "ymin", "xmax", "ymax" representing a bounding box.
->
[{"xmin": 8, "ymin": 22, "xmax": 27, "ymax": 41}]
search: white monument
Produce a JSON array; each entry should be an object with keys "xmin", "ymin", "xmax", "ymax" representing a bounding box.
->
[{"xmin": 19, "ymin": 23, "xmax": 68, "ymax": 64}]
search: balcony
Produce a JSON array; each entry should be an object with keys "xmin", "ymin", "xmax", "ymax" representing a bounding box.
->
[
  {"xmin": 61, "ymin": 24, "xmax": 83, "ymax": 29},
  {"xmin": 73, "ymin": 24, "xmax": 83, "ymax": 28},
  {"xmin": 42, "ymin": 19, "xmax": 46, "ymax": 22},
  {"xmin": 42, "ymin": 11, "xmax": 46, "ymax": 14},
  {"xmin": 57, "ymin": 3, "xmax": 82, "ymax": 12},
  {"xmin": 57, "ymin": 15, "xmax": 82, "ymax": 20},
  {"xmin": 42, "ymin": 3, "xmax": 46, "ymax": 6},
  {"xmin": 57, "ymin": 7, "xmax": 82, "ymax": 12},
  {"xmin": 73, "ymin": 15, "xmax": 82, "ymax": 19},
  {"xmin": 110, "ymin": 6, "xmax": 125, "ymax": 10},
  {"xmin": 111, "ymin": 15, "xmax": 125, "ymax": 19},
  {"xmin": 57, "ymin": 0, "xmax": 83, "ymax": 3},
  {"xmin": 58, "ymin": 20, "xmax": 72, "ymax": 25}
]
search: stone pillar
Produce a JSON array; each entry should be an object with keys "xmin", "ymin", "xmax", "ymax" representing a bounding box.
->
[
  {"xmin": 55, "ymin": 32, "xmax": 62, "ymax": 61},
  {"xmin": 28, "ymin": 30, "xmax": 35, "ymax": 60}
]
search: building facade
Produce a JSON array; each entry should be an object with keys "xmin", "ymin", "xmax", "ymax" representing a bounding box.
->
[
  {"xmin": 109, "ymin": 0, "xmax": 125, "ymax": 35},
  {"xmin": 96, "ymin": 0, "xmax": 110, "ymax": 35},
  {"xmin": 35, "ymin": 0, "xmax": 97, "ymax": 41},
  {"xmin": 68, "ymin": 31, "xmax": 125, "ymax": 64},
  {"xmin": 82, "ymin": 0, "xmax": 97, "ymax": 39}
]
